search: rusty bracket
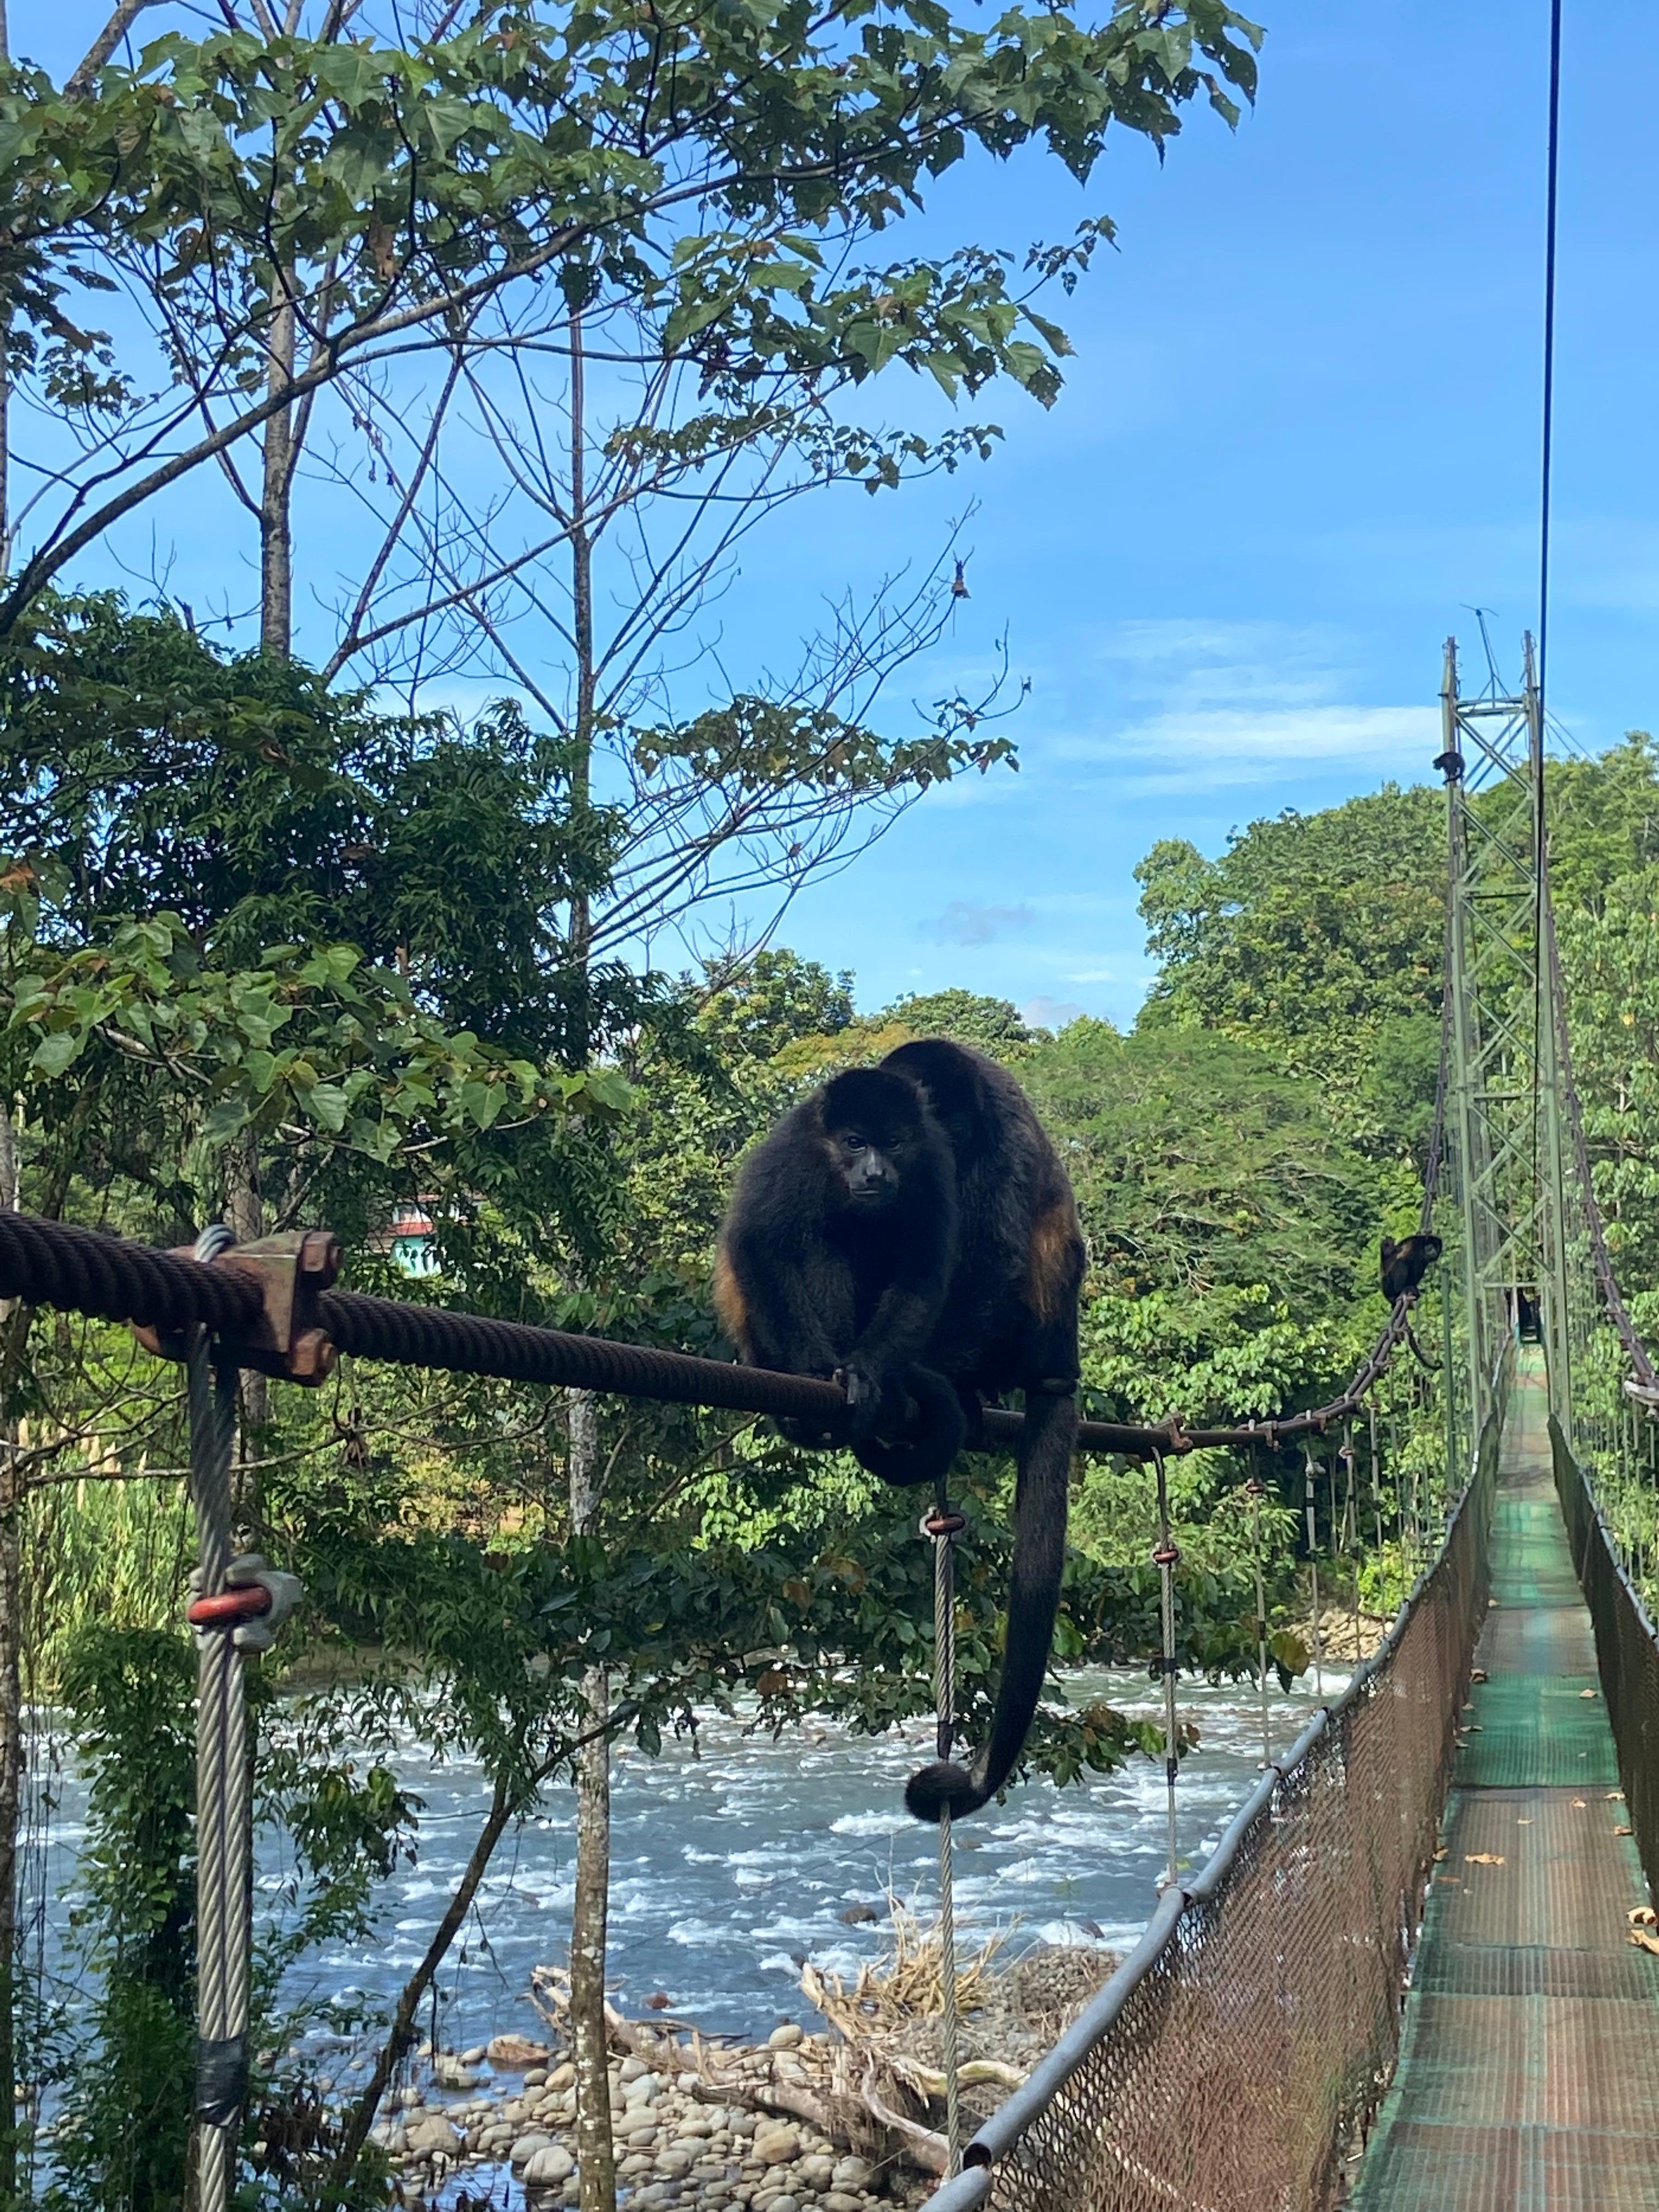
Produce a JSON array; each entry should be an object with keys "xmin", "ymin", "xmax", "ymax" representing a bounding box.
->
[{"xmin": 132, "ymin": 1231, "xmax": 340, "ymax": 1385}]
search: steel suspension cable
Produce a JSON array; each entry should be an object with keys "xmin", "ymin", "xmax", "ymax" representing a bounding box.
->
[
  {"xmin": 1150, "ymin": 1447, "xmax": 1181, "ymax": 1891},
  {"xmin": 924, "ymin": 1487, "xmax": 964, "ymax": 2177},
  {"xmin": 1538, "ymin": 0, "xmax": 1565, "ymax": 720},
  {"xmin": 185, "ymin": 1224, "xmax": 250, "ymax": 2212},
  {"xmin": 0, "ymin": 1210, "xmax": 1442, "ymax": 1461}
]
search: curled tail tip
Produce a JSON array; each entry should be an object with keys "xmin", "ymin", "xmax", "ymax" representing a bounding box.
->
[{"xmin": 904, "ymin": 1759, "xmax": 988, "ymax": 1824}]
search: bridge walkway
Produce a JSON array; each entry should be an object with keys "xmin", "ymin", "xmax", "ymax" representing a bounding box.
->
[{"xmin": 1351, "ymin": 1355, "xmax": 1659, "ymax": 2208}]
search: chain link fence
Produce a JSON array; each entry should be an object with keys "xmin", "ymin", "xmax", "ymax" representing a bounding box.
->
[
  {"xmin": 1552, "ymin": 1414, "xmax": 1659, "ymax": 1908},
  {"xmin": 928, "ymin": 1361, "xmax": 1508, "ymax": 2212}
]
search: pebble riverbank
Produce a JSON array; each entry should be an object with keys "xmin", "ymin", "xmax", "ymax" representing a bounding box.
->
[{"xmin": 377, "ymin": 2032, "xmax": 907, "ymax": 2212}]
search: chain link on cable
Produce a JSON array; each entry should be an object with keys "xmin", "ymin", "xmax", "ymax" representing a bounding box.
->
[
  {"xmin": 923, "ymin": 1486, "xmax": 964, "ymax": 2177},
  {"xmin": 1304, "ymin": 1449, "xmax": 1324, "ymax": 1697},
  {"xmin": 185, "ymin": 1224, "xmax": 247, "ymax": 2212},
  {"xmin": 1150, "ymin": 1447, "xmax": 1180, "ymax": 1891}
]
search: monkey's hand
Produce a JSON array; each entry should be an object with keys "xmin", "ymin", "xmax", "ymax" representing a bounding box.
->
[
  {"xmin": 775, "ymin": 1364, "xmax": 859, "ymax": 1451},
  {"xmin": 834, "ymin": 1361, "xmax": 891, "ymax": 1446}
]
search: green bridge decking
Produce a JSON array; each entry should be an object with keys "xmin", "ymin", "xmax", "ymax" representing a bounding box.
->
[{"xmin": 1351, "ymin": 1355, "xmax": 1659, "ymax": 2208}]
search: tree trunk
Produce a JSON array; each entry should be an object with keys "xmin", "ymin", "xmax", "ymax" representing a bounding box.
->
[
  {"xmin": 223, "ymin": 1128, "xmax": 269, "ymax": 1451},
  {"xmin": 259, "ymin": 273, "xmax": 297, "ymax": 661},
  {"xmin": 568, "ymin": 1387, "xmax": 616, "ymax": 2212},
  {"xmin": 331, "ymin": 1776, "xmax": 515, "ymax": 2191}
]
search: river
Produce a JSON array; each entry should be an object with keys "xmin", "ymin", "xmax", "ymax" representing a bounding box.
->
[
  {"xmin": 29, "ymin": 1663, "xmax": 1339, "ymax": 2198},
  {"xmin": 273, "ymin": 1663, "xmax": 1334, "ymax": 2053}
]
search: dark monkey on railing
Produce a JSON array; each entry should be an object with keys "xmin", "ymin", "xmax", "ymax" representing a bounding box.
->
[
  {"xmin": 714, "ymin": 1037, "xmax": 1085, "ymax": 1822},
  {"xmin": 1380, "ymin": 1232, "xmax": 1442, "ymax": 1304}
]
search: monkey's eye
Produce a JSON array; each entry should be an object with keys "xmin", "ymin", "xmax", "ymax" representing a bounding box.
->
[{"xmin": 844, "ymin": 1134, "xmax": 867, "ymax": 1152}]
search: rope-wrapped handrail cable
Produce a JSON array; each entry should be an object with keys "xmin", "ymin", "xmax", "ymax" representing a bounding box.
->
[{"xmin": 0, "ymin": 1207, "xmax": 1429, "ymax": 1459}]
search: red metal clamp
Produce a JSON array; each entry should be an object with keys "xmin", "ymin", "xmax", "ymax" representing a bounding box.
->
[{"xmin": 188, "ymin": 1554, "xmax": 303, "ymax": 1652}]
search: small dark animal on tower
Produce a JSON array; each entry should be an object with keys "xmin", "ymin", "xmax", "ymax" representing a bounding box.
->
[
  {"xmin": 714, "ymin": 1039, "xmax": 1085, "ymax": 1825},
  {"xmin": 1380, "ymin": 1232, "xmax": 1443, "ymax": 1304}
]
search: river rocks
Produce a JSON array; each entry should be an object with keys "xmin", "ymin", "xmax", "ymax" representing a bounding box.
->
[
  {"xmin": 360, "ymin": 2009, "xmax": 914, "ymax": 2212},
  {"xmin": 406, "ymin": 2114, "xmax": 462, "ymax": 2159},
  {"xmin": 838, "ymin": 1902, "xmax": 879, "ymax": 1925},
  {"xmin": 766, "ymin": 2025, "xmax": 804, "ymax": 2050},
  {"xmin": 489, "ymin": 2032, "xmax": 553, "ymax": 2070},
  {"xmin": 752, "ymin": 2125, "xmax": 800, "ymax": 2167}
]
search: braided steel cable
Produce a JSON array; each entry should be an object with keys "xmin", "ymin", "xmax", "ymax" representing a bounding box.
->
[
  {"xmin": 0, "ymin": 1207, "xmax": 1441, "ymax": 1459},
  {"xmin": 0, "ymin": 1211, "xmax": 261, "ymax": 1335},
  {"xmin": 1150, "ymin": 1447, "xmax": 1181, "ymax": 1892},
  {"xmin": 928, "ymin": 1489, "xmax": 963, "ymax": 2178},
  {"xmin": 186, "ymin": 1225, "xmax": 250, "ymax": 2212}
]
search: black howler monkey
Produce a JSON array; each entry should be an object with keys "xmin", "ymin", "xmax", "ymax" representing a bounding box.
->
[
  {"xmin": 714, "ymin": 1039, "xmax": 1085, "ymax": 1825},
  {"xmin": 1380, "ymin": 1232, "xmax": 1443, "ymax": 1304}
]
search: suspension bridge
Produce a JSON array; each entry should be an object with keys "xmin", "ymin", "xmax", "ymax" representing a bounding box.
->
[{"xmin": 0, "ymin": 636, "xmax": 1654, "ymax": 2209}]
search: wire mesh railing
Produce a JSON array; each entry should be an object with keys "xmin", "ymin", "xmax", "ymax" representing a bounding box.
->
[
  {"xmin": 1550, "ymin": 1422, "xmax": 1659, "ymax": 1906},
  {"xmin": 924, "ymin": 1351, "xmax": 1506, "ymax": 2212},
  {"xmin": 1544, "ymin": 883, "xmax": 1659, "ymax": 1903}
]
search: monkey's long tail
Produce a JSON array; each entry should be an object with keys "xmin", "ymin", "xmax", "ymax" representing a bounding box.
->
[{"xmin": 904, "ymin": 1387, "xmax": 1076, "ymax": 1823}]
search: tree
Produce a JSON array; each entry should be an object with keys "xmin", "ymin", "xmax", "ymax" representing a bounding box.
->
[
  {"xmin": 1, "ymin": 0, "xmax": 1260, "ymax": 665},
  {"xmin": 883, "ymin": 989, "xmax": 1036, "ymax": 1053}
]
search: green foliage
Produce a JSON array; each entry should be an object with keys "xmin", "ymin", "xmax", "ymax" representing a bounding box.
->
[
  {"xmin": 882, "ymin": 990, "xmax": 1037, "ymax": 1053},
  {"xmin": 1031, "ymin": 1019, "xmax": 1380, "ymax": 1320},
  {"xmin": 1, "ymin": 0, "xmax": 1261, "ymax": 625},
  {"xmin": 697, "ymin": 952, "xmax": 854, "ymax": 1064},
  {"xmin": 0, "ymin": 595, "xmax": 636, "ymax": 1059},
  {"xmin": 1133, "ymin": 786, "xmax": 1447, "ymax": 1147},
  {"xmin": 1557, "ymin": 861, "xmax": 1659, "ymax": 1288},
  {"xmin": 1545, "ymin": 736, "xmax": 1659, "ymax": 916},
  {"xmin": 44, "ymin": 1628, "xmax": 198, "ymax": 2212}
]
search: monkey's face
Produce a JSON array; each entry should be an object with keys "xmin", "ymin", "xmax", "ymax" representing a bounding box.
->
[{"xmin": 827, "ymin": 1122, "xmax": 910, "ymax": 1211}]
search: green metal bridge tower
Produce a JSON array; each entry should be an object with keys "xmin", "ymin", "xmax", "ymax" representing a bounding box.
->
[{"xmin": 1440, "ymin": 632, "xmax": 1572, "ymax": 1443}]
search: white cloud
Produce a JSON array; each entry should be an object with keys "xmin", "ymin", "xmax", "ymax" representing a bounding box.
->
[
  {"xmin": 932, "ymin": 900, "xmax": 1035, "ymax": 947},
  {"xmin": 1041, "ymin": 620, "xmax": 1442, "ymax": 793},
  {"xmin": 1022, "ymin": 995, "xmax": 1091, "ymax": 1032},
  {"xmin": 1116, "ymin": 703, "xmax": 1439, "ymax": 791}
]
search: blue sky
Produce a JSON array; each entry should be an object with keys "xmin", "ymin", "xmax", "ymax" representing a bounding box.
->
[
  {"xmin": 763, "ymin": 0, "xmax": 1659, "ymax": 1029},
  {"xmin": 22, "ymin": 0, "xmax": 1659, "ymax": 1028}
]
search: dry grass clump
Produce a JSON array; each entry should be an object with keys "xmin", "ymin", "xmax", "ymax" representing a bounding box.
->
[{"xmin": 803, "ymin": 1901, "xmax": 1118, "ymax": 2124}]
